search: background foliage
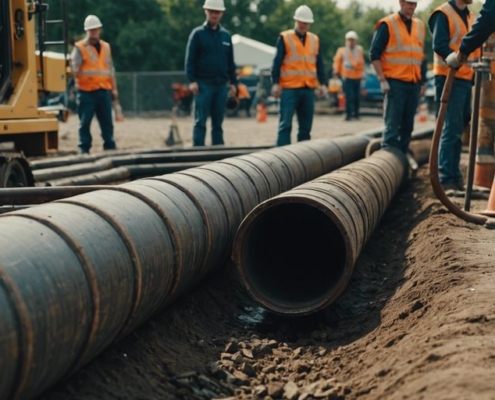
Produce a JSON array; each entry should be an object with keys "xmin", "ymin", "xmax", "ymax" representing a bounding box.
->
[{"xmin": 45, "ymin": 0, "xmax": 484, "ymax": 72}]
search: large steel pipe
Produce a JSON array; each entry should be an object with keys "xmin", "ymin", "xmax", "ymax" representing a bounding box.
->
[
  {"xmin": 232, "ymin": 148, "xmax": 408, "ymax": 316},
  {"xmin": 0, "ymin": 134, "xmax": 371, "ymax": 400}
]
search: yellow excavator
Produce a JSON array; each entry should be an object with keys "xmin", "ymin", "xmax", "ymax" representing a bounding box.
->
[{"xmin": 0, "ymin": 0, "xmax": 68, "ymax": 187}]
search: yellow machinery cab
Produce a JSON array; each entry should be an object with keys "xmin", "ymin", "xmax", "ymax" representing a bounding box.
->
[
  {"xmin": 0, "ymin": 0, "xmax": 68, "ymax": 186},
  {"xmin": 0, "ymin": 0, "xmax": 68, "ymax": 155}
]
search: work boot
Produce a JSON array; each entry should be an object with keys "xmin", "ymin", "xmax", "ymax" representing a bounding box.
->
[{"xmin": 441, "ymin": 182, "xmax": 460, "ymax": 196}]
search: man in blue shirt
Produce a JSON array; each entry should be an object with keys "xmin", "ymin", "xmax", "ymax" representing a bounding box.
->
[
  {"xmin": 185, "ymin": 0, "xmax": 237, "ymax": 146},
  {"xmin": 446, "ymin": 0, "xmax": 495, "ymax": 66}
]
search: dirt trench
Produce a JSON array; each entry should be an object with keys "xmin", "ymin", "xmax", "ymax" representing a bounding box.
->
[{"xmin": 40, "ymin": 166, "xmax": 495, "ymax": 400}]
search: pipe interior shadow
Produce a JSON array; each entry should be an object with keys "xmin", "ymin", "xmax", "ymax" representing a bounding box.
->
[{"xmin": 243, "ymin": 203, "xmax": 346, "ymax": 310}]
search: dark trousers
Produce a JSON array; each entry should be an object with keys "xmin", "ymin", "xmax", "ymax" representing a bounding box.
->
[
  {"xmin": 77, "ymin": 89, "xmax": 116, "ymax": 153},
  {"xmin": 193, "ymin": 82, "xmax": 228, "ymax": 146},
  {"xmin": 382, "ymin": 79, "xmax": 420, "ymax": 154},
  {"xmin": 343, "ymin": 78, "xmax": 361, "ymax": 119},
  {"xmin": 276, "ymin": 88, "xmax": 315, "ymax": 147},
  {"xmin": 435, "ymin": 75, "xmax": 472, "ymax": 185}
]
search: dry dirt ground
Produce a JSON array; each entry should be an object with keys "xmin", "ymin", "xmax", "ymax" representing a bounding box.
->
[
  {"xmin": 37, "ymin": 113, "xmax": 495, "ymax": 400},
  {"xmin": 56, "ymin": 111, "xmax": 390, "ymax": 153}
]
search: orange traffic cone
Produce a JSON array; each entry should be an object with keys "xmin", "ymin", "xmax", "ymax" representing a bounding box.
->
[
  {"xmin": 416, "ymin": 102, "xmax": 428, "ymax": 123},
  {"xmin": 337, "ymin": 93, "xmax": 346, "ymax": 113},
  {"xmin": 480, "ymin": 176, "xmax": 495, "ymax": 217},
  {"xmin": 257, "ymin": 103, "xmax": 267, "ymax": 123}
]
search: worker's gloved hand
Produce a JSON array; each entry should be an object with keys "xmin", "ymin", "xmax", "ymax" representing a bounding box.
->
[
  {"xmin": 189, "ymin": 82, "xmax": 199, "ymax": 95},
  {"xmin": 445, "ymin": 51, "xmax": 468, "ymax": 69},
  {"xmin": 271, "ymin": 84, "xmax": 282, "ymax": 99},
  {"xmin": 230, "ymin": 84, "xmax": 238, "ymax": 98},
  {"xmin": 380, "ymin": 80, "xmax": 391, "ymax": 95}
]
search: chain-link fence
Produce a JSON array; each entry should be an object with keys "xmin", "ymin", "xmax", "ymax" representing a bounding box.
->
[{"xmin": 116, "ymin": 71, "xmax": 188, "ymax": 116}]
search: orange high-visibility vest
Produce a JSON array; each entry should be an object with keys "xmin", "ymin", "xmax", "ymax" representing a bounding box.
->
[
  {"xmin": 74, "ymin": 39, "xmax": 114, "ymax": 91},
  {"xmin": 280, "ymin": 30, "xmax": 319, "ymax": 89},
  {"xmin": 333, "ymin": 46, "xmax": 365, "ymax": 80},
  {"xmin": 430, "ymin": 3, "xmax": 481, "ymax": 81},
  {"xmin": 376, "ymin": 14, "xmax": 425, "ymax": 83},
  {"xmin": 237, "ymin": 83, "xmax": 250, "ymax": 99}
]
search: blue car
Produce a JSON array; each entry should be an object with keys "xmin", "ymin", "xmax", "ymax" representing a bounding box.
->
[{"xmin": 360, "ymin": 67, "xmax": 384, "ymax": 107}]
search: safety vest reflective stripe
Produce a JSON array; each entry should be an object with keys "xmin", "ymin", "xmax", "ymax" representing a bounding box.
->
[
  {"xmin": 430, "ymin": 3, "xmax": 481, "ymax": 80},
  {"xmin": 280, "ymin": 30, "xmax": 319, "ymax": 89},
  {"xmin": 384, "ymin": 58, "xmax": 423, "ymax": 66},
  {"xmin": 280, "ymin": 70, "xmax": 317, "ymax": 76},
  {"xmin": 377, "ymin": 14, "xmax": 425, "ymax": 83},
  {"xmin": 79, "ymin": 70, "xmax": 113, "ymax": 76}
]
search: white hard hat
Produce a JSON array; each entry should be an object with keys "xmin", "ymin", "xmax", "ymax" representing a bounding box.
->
[
  {"xmin": 293, "ymin": 5, "xmax": 314, "ymax": 23},
  {"xmin": 84, "ymin": 15, "xmax": 102, "ymax": 31},
  {"xmin": 345, "ymin": 31, "xmax": 358, "ymax": 40},
  {"xmin": 203, "ymin": 0, "xmax": 226, "ymax": 11}
]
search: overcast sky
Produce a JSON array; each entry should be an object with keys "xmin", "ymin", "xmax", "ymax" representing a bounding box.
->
[{"xmin": 335, "ymin": 0, "xmax": 429, "ymax": 12}]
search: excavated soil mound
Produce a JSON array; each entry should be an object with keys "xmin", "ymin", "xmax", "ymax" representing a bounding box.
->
[{"xmin": 41, "ymin": 167, "xmax": 495, "ymax": 400}]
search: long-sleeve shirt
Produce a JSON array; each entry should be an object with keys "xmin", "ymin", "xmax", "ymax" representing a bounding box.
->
[
  {"xmin": 271, "ymin": 30, "xmax": 326, "ymax": 85},
  {"xmin": 185, "ymin": 22, "xmax": 237, "ymax": 86},
  {"xmin": 369, "ymin": 13, "xmax": 427, "ymax": 84},
  {"xmin": 460, "ymin": 0, "xmax": 495, "ymax": 55},
  {"xmin": 429, "ymin": 1, "xmax": 470, "ymax": 60}
]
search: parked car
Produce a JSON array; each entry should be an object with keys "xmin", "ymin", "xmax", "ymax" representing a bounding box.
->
[{"xmin": 360, "ymin": 66, "xmax": 384, "ymax": 109}]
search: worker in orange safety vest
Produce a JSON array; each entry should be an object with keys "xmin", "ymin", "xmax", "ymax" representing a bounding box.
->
[
  {"xmin": 370, "ymin": 0, "xmax": 427, "ymax": 154},
  {"xmin": 71, "ymin": 15, "xmax": 118, "ymax": 154},
  {"xmin": 429, "ymin": 0, "xmax": 481, "ymax": 193},
  {"xmin": 333, "ymin": 30, "xmax": 365, "ymax": 121},
  {"xmin": 271, "ymin": 5, "xmax": 327, "ymax": 146}
]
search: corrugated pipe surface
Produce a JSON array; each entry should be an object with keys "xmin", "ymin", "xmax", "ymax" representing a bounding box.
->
[
  {"xmin": 232, "ymin": 148, "xmax": 408, "ymax": 316},
  {"xmin": 0, "ymin": 135, "xmax": 370, "ymax": 400}
]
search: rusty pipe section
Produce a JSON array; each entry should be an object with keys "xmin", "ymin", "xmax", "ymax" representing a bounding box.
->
[
  {"xmin": 474, "ymin": 36, "xmax": 495, "ymax": 189},
  {"xmin": 0, "ymin": 134, "xmax": 370, "ymax": 400},
  {"xmin": 232, "ymin": 148, "xmax": 408, "ymax": 316}
]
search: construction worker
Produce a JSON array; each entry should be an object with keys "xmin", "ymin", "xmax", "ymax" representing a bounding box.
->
[
  {"xmin": 446, "ymin": 0, "xmax": 495, "ymax": 67},
  {"xmin": 370, "ymin": 0, "xmax": 427, "ymax": 154},
  {"xmin": 236, "ymin": 82, "xmax": 252, "ymax": 117},
  {"xmin": 71, "ymin": 15, "xmax": 118, "ymax": 154},
  {"xmin": 429, "ymin": 0, "xmax": 481, "ymax": 192},
  {"xmin": 271, "ymin": 5, "xmax": 327, "ymax": 146},
  {"xmin": 333, "ymin": 31, "xmax": 365, "ymax": 121},
  {"xmin": 185, "ymin": 0, "xmax": 237, "ymax": 146}
]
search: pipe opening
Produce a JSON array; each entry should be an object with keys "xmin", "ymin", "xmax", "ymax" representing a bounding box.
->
[{"xmin": 241, "ymin": 202, "xmax": 346, "ymax": 313}]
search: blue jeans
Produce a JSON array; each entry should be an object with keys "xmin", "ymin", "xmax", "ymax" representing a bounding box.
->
[
  {"xmin": 77, "ymin": 89, "xmax": 115, "ymax": 153},
  {"xmin": 435, "ymin": 76, "xmax": 472, "ymax": 185},
  {"xmin": 276, "ymin": 88, "xmax": 315, "ymax": 146},
  {"xmin": 193, "ymin": 82, "xmax": 228, "ymax": 146},
  {"xmin": 382, "ymin": 79, "xmax": 420, "ymax": 154},
  {"xmin": 343, "ymin": 78, "xmax": 361, "ymax": 119}
]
